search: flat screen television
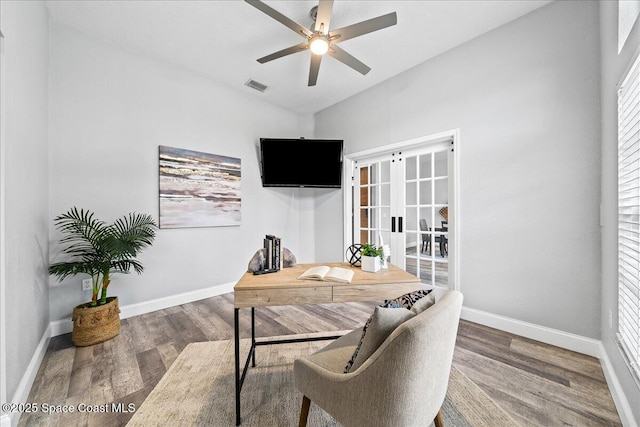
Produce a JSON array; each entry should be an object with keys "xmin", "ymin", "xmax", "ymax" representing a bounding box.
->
[{"xmin": 260, "ymin": 138, "xmax": 344, "ymax": 188}]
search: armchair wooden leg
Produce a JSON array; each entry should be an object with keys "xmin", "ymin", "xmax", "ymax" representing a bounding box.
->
[
  {"xmin": 299, "ymin": 395, "xmax": 311, "ymax": 427},
  {"xmin": 434, "ymin": 409, "xmax": 444, "ymax": 427}
]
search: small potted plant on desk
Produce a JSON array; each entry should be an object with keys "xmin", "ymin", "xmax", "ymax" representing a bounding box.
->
[
  {"xmin": 360, "ymin": 243, "xmax": 383, "ymax": 273},
  {"xmin": 48, "ymin": 207, "xmax": 157, "ymax": 346}
]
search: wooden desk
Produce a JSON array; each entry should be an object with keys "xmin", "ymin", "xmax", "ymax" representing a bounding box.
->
[{"xmin": 233, "ymin": 262, "xmax": 420, "ymax": 425}]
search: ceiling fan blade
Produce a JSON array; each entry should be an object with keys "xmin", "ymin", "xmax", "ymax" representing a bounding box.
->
[
  {"xmin": 245, "ymin": 0, "xmax": 312, "ymax": 38},
  {"xmin": 308, "ymin": 53, "xmax": 323, "ymax": 86},
  {"xmin": 329, "ymin": 12, "xmax": 397, "ymax": 43},
  {"xmin": 314, "ymin": 0, "xmax": 334, "ymax": 34},
  {"xmin": 258, "ymin": 42, "xmax": 309, "ymax": 64},
  {"xmin": 328, "ymin": 45, "xmax": 371, "ymax": 75}
]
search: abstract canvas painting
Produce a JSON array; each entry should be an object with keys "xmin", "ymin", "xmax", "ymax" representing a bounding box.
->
[{"xmin": 159, "ymin": 145, "xmax": 241, "ymax": 228}]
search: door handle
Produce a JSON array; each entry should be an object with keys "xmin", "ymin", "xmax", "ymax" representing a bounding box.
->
[
  {"xmin": 398, "ymin": 217, "xmax": 403, "ymax": 233},
  {"xmin": 391, "ymin": 217, "xmax": 396, "ymax": 233}
]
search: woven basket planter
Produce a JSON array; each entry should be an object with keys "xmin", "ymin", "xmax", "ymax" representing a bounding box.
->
[{"xmin": 72, "ymin": 296, "xmax": 121, "ymax": 347}]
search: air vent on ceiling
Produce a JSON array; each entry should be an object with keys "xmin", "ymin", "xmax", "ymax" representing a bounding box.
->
[{"xmin": 245, "ymin": 79, "xmax": 268, "ymax": 92}]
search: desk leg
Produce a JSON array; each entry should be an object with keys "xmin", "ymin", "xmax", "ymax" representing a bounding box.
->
[
  {"xmin": 251, "ymin": 307, "xmax": 256, "ymax": 367},
  {"xmin": 234, "ymin": 308, "xmax": 241, "ymax": 426}
]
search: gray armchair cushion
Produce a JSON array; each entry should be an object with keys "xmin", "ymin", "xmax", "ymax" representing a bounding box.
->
[
  {"xmin": 344, "ymin": 305, "xmax": 416, "ymax": 373},
  {"xmin": 306, "ymin": 327, "xmax": 363, "ymax": 373}
]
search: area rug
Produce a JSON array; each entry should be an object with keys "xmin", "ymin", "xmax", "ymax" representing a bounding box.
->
[{"xmin": 127, "ymin": 332, "xmax": 519, "ymax": 426}]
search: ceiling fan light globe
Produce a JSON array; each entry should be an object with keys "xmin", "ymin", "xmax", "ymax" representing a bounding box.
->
[{"xmin": 310, "ymin": 36, "xmax": 329, "ymax": 55}]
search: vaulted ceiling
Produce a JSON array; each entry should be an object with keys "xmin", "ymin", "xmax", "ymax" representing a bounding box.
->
[{"xmin": 45, "ymin": 0, "xmax": 553, "ymax": 114}]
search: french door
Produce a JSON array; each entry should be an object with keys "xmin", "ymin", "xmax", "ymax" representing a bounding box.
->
[{"xmin": 348, "ymin": 135, "xmax": 455, "ymax": 289}]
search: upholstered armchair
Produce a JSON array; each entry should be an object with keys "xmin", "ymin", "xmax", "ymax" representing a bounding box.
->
[{"xmin": 294, "ymin": 290, "xmax": 463, "ymax": 427}]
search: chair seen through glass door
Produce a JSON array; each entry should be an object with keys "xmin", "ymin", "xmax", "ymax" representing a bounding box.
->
[{"xmin": 354, "ymin": 146, "xmax": 450, "ymax": 288}]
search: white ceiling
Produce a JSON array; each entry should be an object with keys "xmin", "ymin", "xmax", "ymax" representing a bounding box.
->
[{"xmin": 45, "ymin": 0, "xmax": 553, "ymax": 114}]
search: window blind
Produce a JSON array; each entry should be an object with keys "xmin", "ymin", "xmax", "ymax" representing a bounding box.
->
[{"xmin": 618, "ymin": 53, "xmax": 640, "ymax": 381}]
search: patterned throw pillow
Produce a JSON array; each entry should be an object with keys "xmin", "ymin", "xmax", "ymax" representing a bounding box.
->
[
  {"xmin": 343, "ymin": 302, "xmax": 414, "ymax": 373},
  {"xmin": 384, "ymin": 288, "xmax": 433, "ymax": 309},
  {"xmin": 410, "ymin": 292, "xmax": 436, "ymax": 314}
]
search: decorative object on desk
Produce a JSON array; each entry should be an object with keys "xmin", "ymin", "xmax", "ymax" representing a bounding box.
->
[
  {"xmin": 159, "ymin": 145, "xmax": 241, "ymax": 229},
  {"xmin": 361, "ymin": 256, "xmax": 380, "ymax": 272},
  {"xmin": 361, "ymin": 243, "xmax": 383, "ymax": 273},
  {"xmin": 380, "ymin": 244, "xmax": 391, "ymax": 269},
  {"xmin": 376, "ymin": 233, "xmax": 390, "ymax": 269},
  {"xmin": 297, "ymin": 265, "xmax": 354, "ymax": 283},
  {"xmin": 345, "ymin": 243, "xmax": 362, "ymax": 267},
  {"xmin": 263, "ymin": 234, "xmax": 283, "ymax": 271},
  {"xmin": 283, "ymin": 247, "xmax": 297, "ymax": 267},
  {"xmin": 247, "ymin": 248, "xmax": 267, "ymax": 272},
  {"xmin": 48, "ymin": 207, "xmax": 157, "ymax": 346},
  {"xmin": 247, "ymin": 247, "xmax": 296, "ymax": 273}
]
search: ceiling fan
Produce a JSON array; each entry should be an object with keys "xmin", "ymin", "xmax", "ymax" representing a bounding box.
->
[{"xmin": 245, "ymin": 0, "xmax": 397, "ymax": 86}]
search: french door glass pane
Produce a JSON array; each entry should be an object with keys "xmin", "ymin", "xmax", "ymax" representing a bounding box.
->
[
  {"xmin": 406, "ymin": 150, "xmax": 449, "ymax": 286},
  {"xmin": 371, "ymin": 163, "xmax": 379, "ymax": 183},
  {"xmin": 405, "ymin": 207, "xmax": 417, "ymax": 231},
  {"xmin": 405, "ymin": 231, "xmax": 419, "ymax": 277},
  {"xmin": 420, "ymin": 154, "xmax": 432, "ymax": 178},
  {"xmin": 435, "ymin": 178, "xmax": 448, "ymax": 205},
  {"xmin": 420, "ymin": 181, "xmax": 432, "ymax": 205},
  {"xmin": 360, "ymin": 167, "xmax": 369, "ymax": 185},
  {"xmin": 435, "ymin": 150, "xmax": 448, "ymax": 176},
  {"xmin": 357, "ymin": 161, "xmax": 391, "ymax": 246},
  {"xmin": 406, "ymin": 181, "xmax": 417, "ymax": 205},
  {"xmin": 381, "ymin": 183, "xmax": 391, "ymax": 205},
  {"xmin": 381, "ymin": 161, "xmax": 391, "ymax": 183},
  {"xmin": 370, "ymin": 208, "xmax": 378, "ymax": 228},
  {"xmin": 406, "ymin": 156, "xmax": 417, "ymax": 180},
  {"xmin": 360, "ymin": 187, "xmax": 368, "ymax": 207},
  {"xmin": 435, "ymin": 259, "xmax": 449, "ymax": 287}
]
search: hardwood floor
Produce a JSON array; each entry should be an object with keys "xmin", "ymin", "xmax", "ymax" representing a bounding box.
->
[{"xmin": 18, "ymin": 293, "xmax": 621, "ymax": 426}]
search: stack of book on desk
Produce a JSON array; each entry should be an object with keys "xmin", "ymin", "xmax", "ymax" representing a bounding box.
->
[{"xmin": 263, "ymin": 234, "xmax": 282, "ymax": 271}]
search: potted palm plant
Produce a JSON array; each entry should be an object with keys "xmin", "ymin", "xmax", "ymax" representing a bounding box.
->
[{"xmin": 49, "ymin": 207, "xmax": 158, "ymax": 346}]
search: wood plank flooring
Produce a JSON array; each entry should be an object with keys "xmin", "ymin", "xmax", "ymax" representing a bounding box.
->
[{"xmin": 18, "ymin": 293, "xmax": 621, "ymax": 426}]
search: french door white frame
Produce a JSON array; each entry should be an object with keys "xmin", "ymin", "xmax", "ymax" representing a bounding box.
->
[{"xmin": 342, "ymin": 129, "xmax": 460, "ymax": 291}]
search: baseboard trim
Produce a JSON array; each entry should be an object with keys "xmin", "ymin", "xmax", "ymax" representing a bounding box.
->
[
  {"xmin": 5, "ymin": 324, "xmax": 51, "ymax": 427},
  {"xmin": 598, "ymin": 342, "xmax": 638, "ymax": 427},
  {"xmin": 461, "ymin": 306, "xmax": 601, "ymax": 357},
  {"xmin": 50, "ymin": 281, "xmax": 236, "ymax": 337}
]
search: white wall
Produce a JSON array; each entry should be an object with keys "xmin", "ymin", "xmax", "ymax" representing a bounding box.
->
[
  {"xmin": 600, "ymin": 1, "xmax": 640, "ymax": 423},
  {"xmin": 47, "ymin": 23, "xmax": 315, "ymax": 323},
  {"xmin": 0, "ymin": 0, "xmax": 50, "ymax": 412},
  {"xmin": 315, "ymin": 1, "xmax": 601, "ymax": 338}
]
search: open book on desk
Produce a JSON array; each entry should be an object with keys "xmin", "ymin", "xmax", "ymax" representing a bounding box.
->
[{"xmin": 297, "ymin": 265, "xmax": 354, "ymax": 284}]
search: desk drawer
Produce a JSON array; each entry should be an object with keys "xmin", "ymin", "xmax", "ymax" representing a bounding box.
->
[
  {"xmin": 333, "ymin": 283, "xmax": 421, "ymax": 303},
  {"xmin": 234, "ymin": 287, "xmax": 333, "ymax": 308}
]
